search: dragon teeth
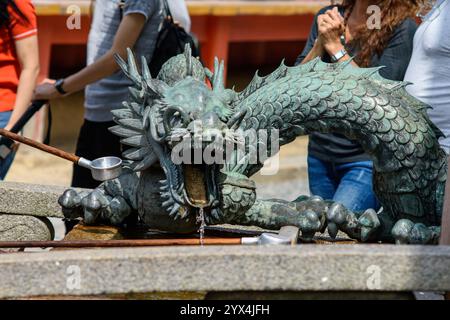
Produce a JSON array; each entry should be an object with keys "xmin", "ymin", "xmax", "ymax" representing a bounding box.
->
[
  {"xmin": 178, "ymin": 207, "xmax": 189, "ymax": 219},
  {"xmin": 162, "ymin": 199, "xmax": 174, "ymax": 208},
  {"xmin": 160, "ymin": 192, "xmax": 170, "ymax": 199},
  {"xmin": 169, "ymin": 204, "xmax": 180, "ymax": 217},
  {"xmin": 211, "ymin": 208, "xmax": 221, "ymax": 221}
]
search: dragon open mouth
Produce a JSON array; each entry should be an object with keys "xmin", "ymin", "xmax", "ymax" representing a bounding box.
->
[
  {"xmin": 183, "ymin": 164, "xmax": 218, "ymax": 208},
  {"xmin": 154, "ymin": 121, "xmax": 241, "ymax": 222}
]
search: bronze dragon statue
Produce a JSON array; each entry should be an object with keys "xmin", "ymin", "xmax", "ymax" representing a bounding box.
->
[{"xmin": 59, "ymin": 46, "xmax": 448, "ymax": 244}]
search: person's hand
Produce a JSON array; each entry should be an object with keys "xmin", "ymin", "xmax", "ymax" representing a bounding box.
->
[
  {"xmin": 1, "ymin": 122, "xmax": 20, "ymax": 150},
  {"xmin": 33, "ymin": 79, "xmax": 60, "ymax": 100},
  {"xmin": 10, "ymin": 141, "xmax": 20, "ymax": 152},
  {"xmin": 317, "ymin": 7, "xmax": 345, "ymax": 56},
  {"xmin": 4, "ymin": 121, "xmax": 14, "ymax": 131},
  {"xmin": 312, "ymin": 36, "xmax": 325, "ymax": 57}
]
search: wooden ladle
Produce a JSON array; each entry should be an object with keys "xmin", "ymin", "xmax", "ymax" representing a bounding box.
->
[{"xmin": 0, "ymin": 128, "xmax": 122, "ymax": 181}]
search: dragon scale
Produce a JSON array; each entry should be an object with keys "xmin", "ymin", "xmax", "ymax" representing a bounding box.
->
[
  {"xmin": 235, "ymin": 59, "xmax": 447, "ymax": 225},
  {"xmin": 58, "ymin": 47, "xmax": 448, "ymax": 244}
]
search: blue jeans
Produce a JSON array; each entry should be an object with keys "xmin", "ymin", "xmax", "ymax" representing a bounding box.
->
[
  {"xmin": 0, "ymin": 111, "xmax": 15, "ymax": 180},
  {"xmin": 307, "ymin": 155, "xmax": 380, "ymax": 212}
]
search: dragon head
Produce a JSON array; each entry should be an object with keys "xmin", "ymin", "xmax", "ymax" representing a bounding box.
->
[{"xmin": 112, "ymin": 46, "xmax": 254, "ymax": 224}]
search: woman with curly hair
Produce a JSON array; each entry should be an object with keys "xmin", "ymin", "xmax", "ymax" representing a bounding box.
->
[
  {"xmin": 0, "ymin": 0, "xmax": 39, "ymax": 179},
  {"xmin": 296, "ymin": 0, "xmax": 421, "ymax": 212}
]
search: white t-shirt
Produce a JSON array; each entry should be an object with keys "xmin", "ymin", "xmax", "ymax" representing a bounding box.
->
[
  {"xmin": 85, "ymin": 0, "xmax": 163, "ymax": 122},
  {"xmin": 85, "ymin": 0, "xmax": 191, "ymax": 122},
  {"xmin": 404, "ymin": 0, "xmax": 450, "ymax": 153},
  {"xmin": 168, "ymin": 0, "xmax": 191, "ymax": 32}
]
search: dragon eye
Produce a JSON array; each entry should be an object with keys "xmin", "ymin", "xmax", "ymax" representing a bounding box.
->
[
  {"xmin": 170, "ymin": 112, "xmax": 186, "ymax": 128},
  {"xmin": 163, "ymin": 107, "xmax": 190, "ymax": 132}
]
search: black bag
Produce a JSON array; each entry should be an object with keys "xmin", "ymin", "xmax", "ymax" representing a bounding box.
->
[{"xmin": 149, "ymin": 0, "xmax": 200, "ymax": 76}]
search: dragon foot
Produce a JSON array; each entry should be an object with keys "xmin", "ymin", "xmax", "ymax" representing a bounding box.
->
[
  {"xmin": 326, "ymin": 203, "xmax": 380, "ymax": 242},
  {"xmin": 233, "ymin": 198, "xmax": 326, "ymax": 241},
  {"xmin": 391, "ymin": 219, "xmax": 440, "ymax": 244},
  {"xmin": 59, "ymin": 188, "xmax": 133, "ymax": 226},
  {"xmin": 59, "ymin": 169, "xmax": 140, "ymax": 227}
]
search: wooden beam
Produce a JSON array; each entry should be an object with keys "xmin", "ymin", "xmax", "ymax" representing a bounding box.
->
[{"xmin": 33, "ymin": 0, "xmax": 329, "ymax": 17}]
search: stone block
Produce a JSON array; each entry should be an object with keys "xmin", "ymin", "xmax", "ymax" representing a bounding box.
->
[
  {"xmin": 0, "ymin": 214, "xmax": 54, "ymax": 242},
  {"xmin": 0, "ymin": 182, "xmax": 86, "ymax": 218},
  {"xmin": 1, "ymin": 245, "xmax": 450, "ymax": 298}
]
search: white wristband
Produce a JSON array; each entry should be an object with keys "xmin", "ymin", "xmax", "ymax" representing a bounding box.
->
[{"xmin": 331, "ymin": 49, "xmax": 348, "ymax": 63}]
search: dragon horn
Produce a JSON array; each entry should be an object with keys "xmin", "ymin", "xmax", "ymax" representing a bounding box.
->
[
  {"xmin": 126, "ymin": 48, "xmax": 141, "ymax": 84},
  {"xmin": 204, "ymin": 67, "xmax": 213, "ymax": 82},
  {"xmin": 114, "ymin": 53, "xmax": 128, "ymax": 74},
  {"xmin": 115, "ymin": 49, "xmax": 142, "ymax": 85},
  {"xmin": 141, "ymin": 56, "xmax": 152, "ymax": 81},
  {"xmin": 211, "ymin": 57, "xmax": 225, "ymax": 92},
  {"xmin": 184, "ymin": 44, "xmax": 193, "ymax": 76},
  {"xmin": 146, "ymin": 79, "xmax": 169, "ymax": 97}
]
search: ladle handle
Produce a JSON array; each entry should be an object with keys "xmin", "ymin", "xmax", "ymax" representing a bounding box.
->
[{"xmin": 0, "ymin": 128, "xmax": 80, "ymax": 164}]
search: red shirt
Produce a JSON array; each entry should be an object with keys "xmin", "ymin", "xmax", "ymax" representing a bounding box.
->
[{"xmin": 0, "ymin": 0, "xmax": 37, "ymax": 112}]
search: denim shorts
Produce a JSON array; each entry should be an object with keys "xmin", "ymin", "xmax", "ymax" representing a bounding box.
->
[{"xmin": 307, "ymin": 155, "xmax": 380, "ymax": 213}]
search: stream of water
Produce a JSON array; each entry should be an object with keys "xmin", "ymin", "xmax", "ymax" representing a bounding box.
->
[{"xmin": 196, "ymin": 207, "xmax": 206, "ymax": 246}]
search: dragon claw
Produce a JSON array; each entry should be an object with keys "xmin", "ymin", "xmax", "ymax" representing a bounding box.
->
[
  {"xmin": 325, "ymin": 203, "xmax": 381, "ymax": 242},
  {"xmin": 392, "ymin": 219, "xmax": 440, "ymax": 244},
  {"xmin": 58, "ymin": 189, "xmax": 81, "ymax": 208},
  {"xmin": 326, "ymin": 203, "xmax": 348, "ymax": 238},
  {"xmin": 59, "ymin": 181, "xmax": 135, "ymax": 226},
  {"xmin": 327, "ymin": 222, "xmax": 339, "ymax": 239},
  {"xmin": 327, "ymin": 203, "xmax": 345, "ymax": 239},
  {"xmin": 298, "ymin": 209, "xmax": 322, "ymax": 241},
  {"xmin": 391, "ymin": 219, "xmax": 415, "ymax": 244},
  {"xmin": 108, "ymin": 196, "xmax": 132, "ymax": 226},
  {"xmin": 309, "ymin": 195, "xmax": 324, "ymax": 203},
  {"xmin": 326, "ymin": 203, "xmax": 347, "ymax": 224},
  {"xmin": 81, "ymin": 190, "xmax": 107, "ymax": 211},
  {"xmin": 58, "ymin": 189, "xmax": 83, "ymax": 220},
  {"xmin": 410, "ymin": 223, "xmax": 433, "ymax": 244},
  {"xmin": 358, "ymin": 209, "xmax": 380, "ymax": 242}
]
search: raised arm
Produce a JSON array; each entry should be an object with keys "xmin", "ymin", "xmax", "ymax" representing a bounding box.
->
[
  {"xmin": 33, "ymin": 13, "xmax": 147, "ymax": 100},
  {"xmin": 5, "ymin": 35, "xmax": 39, "ymax": 130},
  {"xmin": 296, "ymin": 7, "xmax": 358, "ymax": 67}
]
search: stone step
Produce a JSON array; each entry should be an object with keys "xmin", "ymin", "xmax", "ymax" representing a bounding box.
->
[
  {"xmin": 0, "ymin": 182, "xmax": 80, "ymax": 218},
  {"xmin": 1, "ymin": 245, "xmax": 450, "ymax": 298}
]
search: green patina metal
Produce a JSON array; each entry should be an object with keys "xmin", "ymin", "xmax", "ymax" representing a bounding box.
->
[{"xmin": 59, "ymin": 46, "xmax": 447, "ymax": 244}]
